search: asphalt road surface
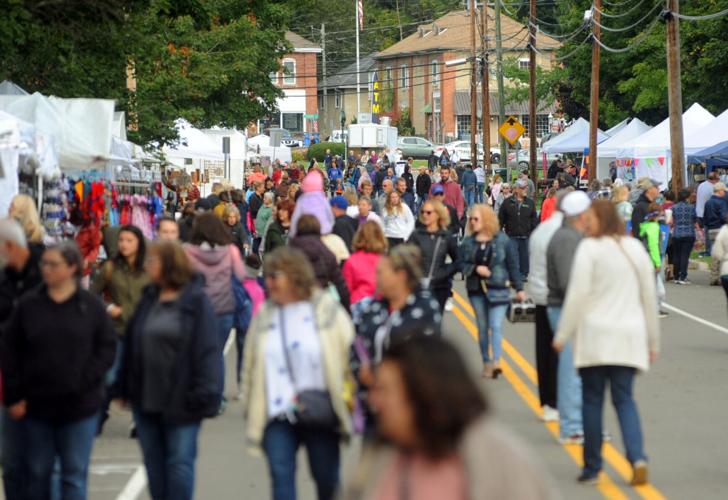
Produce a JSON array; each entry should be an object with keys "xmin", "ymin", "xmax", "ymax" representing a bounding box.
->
[{"xmin": 81, "ymin": 266, "xmax": 727, "ymax": 500}]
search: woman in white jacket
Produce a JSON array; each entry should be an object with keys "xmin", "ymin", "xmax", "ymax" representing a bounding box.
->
[
  {"xmin": 710, "ymin": 221, "xmax": 728, "ymax": 304},
  {"xmin": 553, "ymin": 200, "xmax": 659, "ymax": 487},
  {"xmin": 381, "ymin": 190, "xmax": 415, "ymax": 249}
]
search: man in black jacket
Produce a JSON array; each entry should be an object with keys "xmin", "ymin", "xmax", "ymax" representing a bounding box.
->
[
  {"xmin": 499, "ymin": 179, "xmax": 539, "ymax": 279},
  {"xmin": 0, "ymin": 219, "xmax": 44, "ymax": 326},
  {"xmin": 631, "ymin": 178, "xmax": 660, "ymax": 239},
  {"xmin": 0, "ymin": 219, "xmax": 44, "ymax": 499},
  {"xmin": 330, "ymin": 196, "xmax": 358, "ymax": 251},
  {"xmin": 416, "ymin": 166, "xmax": 432, "ymax": 212}
]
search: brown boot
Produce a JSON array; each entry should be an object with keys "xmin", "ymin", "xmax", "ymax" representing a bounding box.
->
[{"xmin": 482, "ymin": 363, "xmax": 495, "ymax": 378}]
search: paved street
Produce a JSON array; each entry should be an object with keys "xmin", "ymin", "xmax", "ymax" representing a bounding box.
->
[{"xmin": 88, "ymin": 267, "xmax": 728, "ymax": 500}]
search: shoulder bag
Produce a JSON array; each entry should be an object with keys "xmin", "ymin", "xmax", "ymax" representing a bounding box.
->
[
  {"xmin": 478, "ymin": 240, "xmax": 511, "ymax": 304},
  {"xmin": 278, "ymin": 308, "xmax": 338, "ymax": 429},
  {"xmin": 421, "ymin": 236, "xmax": 443, "ymax": 289}
]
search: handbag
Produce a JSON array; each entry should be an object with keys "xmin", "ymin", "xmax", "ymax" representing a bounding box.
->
[
  {"xmin": 230, "ymin": 247, "xmax": 252, "ymax": 331},
  {"xmin": 278, "ymin": 309, "xmax": 338, "ymax": 429},
  {"xmin": 507, "ymin": 299, "xmax": 536, "ymax": 323}
]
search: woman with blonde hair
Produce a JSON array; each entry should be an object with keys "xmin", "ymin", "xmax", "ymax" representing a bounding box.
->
[
  {"xmin": 382, "ymin": 190, "xmax": 415, "ymax": 248},
  {"xmin": 241, "ymin": 247, "xmax": 354, "ymax": 500},
  {"xmin": 9, "ymin": 194, "xmax": 46, "ymax": 244},
  {"xmin": 611, "ymin": 185, "xmax": 633, "ymax": 231},
  {"xmin": 342, "ymin": 221, "xmax": 388, "ymax": 320},
  {"xmin": 407, "ymin": 200, "xmax": 459, "ymax": 312},
  {"xmin": 459, "ymin": 204, "xmax": 525, "ymax": 378}
]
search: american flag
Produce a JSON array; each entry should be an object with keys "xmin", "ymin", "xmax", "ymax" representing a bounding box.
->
[{"xmin": 358, "ymin": 0, "xmax": 364, "ymax": 31}]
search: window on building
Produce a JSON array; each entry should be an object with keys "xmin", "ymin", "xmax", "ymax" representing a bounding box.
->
[
  {"xmin": 431, "ymin": 61, "xmax": 439, "ymax": 85},
  {"xmin": 520, "ymin": 114, "xmax": 551, "ymax": 139},
  {"xmin": 282, "ymin": 113, "xmax": 303, "ymax": 132},
  {"xmin": 335, "ymin": 91, "xmax": 342, "ymax": 108},
  {"xmin": 456, "ymin": 116, "xmax": 482, "ymax": 140},
  {"xmin": 282, "ymin": 59, "xmax": 296, "ymax": 85},
  {"xmin": 386, "ymin": 67, "xmax": 393, "ymax": 84},
  {"xmin": 518, "ymin": 58, "xmax": 530, "ymax": 70},
  {"xmin": 400, "ymin": 65, "xmax": 409, "ymax": 88},
  {"xmin": 432, "ymin": 91, "xmax": 441, "ymax": 113},
  {"xmin": 269, "ymin": 71, "xmax": 278, "ymax": 84}
]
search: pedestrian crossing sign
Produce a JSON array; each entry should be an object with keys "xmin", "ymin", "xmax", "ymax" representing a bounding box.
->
[{"xmin": 499, "ymin": 116, "xmax": 526, "ymax": 146}]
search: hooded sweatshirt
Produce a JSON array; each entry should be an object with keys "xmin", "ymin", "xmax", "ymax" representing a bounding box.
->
[
  {"xmin": 289, "ymin": 172, "xmax": 335, "ymax": 238},
  {"xmin": 184, "ymin": 243, "xmax": 246, "ymax": 314}
]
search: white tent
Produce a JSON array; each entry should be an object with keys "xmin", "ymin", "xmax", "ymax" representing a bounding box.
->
[
  {"xmin": 596, "ymin": 118, "xmax": 653, "ymax": 179},
  {"xmin": 605, "ymin": 118, "xmax": 630, "ymax": 137},
  {"xmin": 684, "ymin": 108, "xmax": 728, "ymax": 155},
  {"xmin": 245, "ymin": 134, "xmax": 293, "ymax": 164},
  {"xmin": 0, "ymin": 80, "xmax": 29, "ymax": 96},
  {"xmin": 0, "ymin": 111, "xmax": 59, "ymax": 215},
  {"xmin": 0, "ymin": 93, "xmax": 116, "ymax": 171},
  {"xmin": 616, "ymin": 103, "xmax": 715, "ymax": 186},
  {"xmin": 163, "ymin": 119, "xmax": 224, "ymax": 162},
  {"xmin": 541, "ymin": 118, "xmax": 609, "ymax": 154}
]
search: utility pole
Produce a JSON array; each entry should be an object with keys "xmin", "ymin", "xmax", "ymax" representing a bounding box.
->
[
  {"xmin": 321, "ymin": 24, "xmax": 328, "ymax": 130},
  {"xmin": 588, "ymin": 0, "xmax": 601, "ymax": 183},
  {"xmin": 481, "ymin": 2, "xmax": 490, "ymax": 177},
  {"xmin": 395, "ymin": 0, "xmax": 404, "ymax": 41},
  {"xmin": 495, "ymin": 0, "xmax": 508, "ymax": 177},
  {"xmin": 666, "ymin": 0, "xmax": 685, "ymax": 194},
  {"xmin": 528, "ymin": 0, "xmax": 537, "ymax": 183},
  {"xmin": 470, "ymin": 0, "xmax": 478, "ymax": 168},
  {"xmin": 355, "ymin": 0, "xmax": 361, "ymax": 115}
]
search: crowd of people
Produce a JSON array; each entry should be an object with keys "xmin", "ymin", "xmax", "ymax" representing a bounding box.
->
[{"xmin": 0, "ymin": 147, "xmax": 726, "ymax": 500}]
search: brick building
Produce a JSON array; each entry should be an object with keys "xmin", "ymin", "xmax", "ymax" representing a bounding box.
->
[
  {"xmin": 259, "ymin": 31, "xmax": 321, "ymax": 136},
  {"xmin": 372, "ymin": 9, "xmax": 560, "ymax": 144}
]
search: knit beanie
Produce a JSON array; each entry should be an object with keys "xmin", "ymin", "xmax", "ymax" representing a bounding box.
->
[{"xmin": 302, "ymin": 171, "xmax": 324, "ymax": 193}]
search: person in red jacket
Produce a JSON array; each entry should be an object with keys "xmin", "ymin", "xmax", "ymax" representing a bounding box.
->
[
  {"xmin": 342, "ymin": 221, "xmax": 388, "ymax": 321},
  {"xmin": 429, "ymin": 166, "xmax": 465, "ymax": 220},
  {"xmin": 540, "ymin": 187, "xmax": 557, "ymax": 222}
]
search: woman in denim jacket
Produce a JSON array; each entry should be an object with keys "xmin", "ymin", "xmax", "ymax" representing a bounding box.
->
[{"xmin": 459, "ymin": 204, "xmax": 525, "ymax": 378}]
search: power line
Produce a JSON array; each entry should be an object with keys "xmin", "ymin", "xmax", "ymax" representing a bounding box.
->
[
  {"xmin": 592, "ymin": 1, "xmax": 663, "ymax": 32},
  {"xmin": 530, "ymin": 32, "xmax": 592, "ymax": 61},
  {"xmin": 594, "ymin": 0, "xmax": 655, "ymax": 19},
  {"xmin": 592, "ymin": 14, "xmax": 662, "ymax": 53},
  {"xmin": 601, "ymin": 0, "xmax": 638, "ymax": 7},
  {"xmin": 531, "ymin": 20, "xmax": 588, "ymax": 41},
  {"xmin": 670, "ymin": 6, "xmax": 728, "ymax": 22}
]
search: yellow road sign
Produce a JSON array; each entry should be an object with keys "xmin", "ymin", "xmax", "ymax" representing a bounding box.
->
[{"xmin": 498, "ymin": 116, "xmax": 526, "ymax": 146}]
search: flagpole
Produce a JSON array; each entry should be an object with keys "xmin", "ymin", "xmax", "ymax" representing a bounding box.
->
[{"xmin": 355, "ymin": 0, "xmax": 361, "ymax": 116}]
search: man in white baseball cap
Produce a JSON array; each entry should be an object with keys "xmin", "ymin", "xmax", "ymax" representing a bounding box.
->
[{"xmin": 545, "ymin": 190, "xmax": 593, "ymax": 445}]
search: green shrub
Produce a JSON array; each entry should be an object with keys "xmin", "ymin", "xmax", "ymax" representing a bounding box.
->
[
  {"xmin": 307, "ymin": 142, "xmax": 344, "ymax": 161},
  {"xmin": 291, "ymin": 149, "xmax": 307, "ymax": 163}
]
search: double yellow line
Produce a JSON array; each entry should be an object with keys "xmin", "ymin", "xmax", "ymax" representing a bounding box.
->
[{"xmin": 450, "ymin": 290, "xmax": 667, "ymax": 500}]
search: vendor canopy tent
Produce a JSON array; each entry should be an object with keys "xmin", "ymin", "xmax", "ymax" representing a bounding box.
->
[
  {"xmin": 245, "ymin": 134, "xmax": 293, "ymax": 163},
  {"xmin": 615, "ymin": 103, "xmax": 714, "ymax": 186},
  {"xmin": 598, "ymin": 118, "xmax": 652, "ymax": 157},
  {"xmin": 541, "ymin": 118, "xmax": 608, "ymax": 154},
  {"xmin": 163, "ymin": 119, "xmax": 224, "ymax": 161},
  {"xmin": 684, "ymin": 108, "xmax": 728, "ymax": 155},
  {"xmin": 605, "ymin": 118, "xmax": 630, "ymax": 137},
  {"xmin": 0, "ymin": 93, "xmax": 116, "ymax": 170},
  {"xmin": 688, "ymin": 140, "xmax": 728, "ymax": 169},
  {"xmin": 0, "ymin": 80, "xmax": 28, "ymax": 96}
]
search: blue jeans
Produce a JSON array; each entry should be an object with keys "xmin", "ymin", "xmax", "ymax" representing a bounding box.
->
[
  {"xmin": 579, "ymin": 366, "xmax": 646, "ymax": 476},
  {"xmin": 547, "ymin": 306, "xmax": 583, "ymax": 438},
  {"xmin": 24, "ymin": 413, "xmax": 98, "ymax": 500},
  {"xmin": 133, "ymin": 411, "xmax": 201, "ymax": 500},
  {"xmin": 468, "ymin": 293, "xmax": 509, "ymax": 363},
  {"xmin": 262, "ymin": 419, "xmax": 340, "ymax": 500},
  {"xmin": 476, "ymin": 183, "xmax": 485, "ymax": 203},
  {"xmin": 513, "ymin": 237, "xmax": 529, "ymax": 279},
  {"xmin": 2, "ymin": 409, "xmax": 26, "ymax": 500},
  {"xmin": 215, "ymin": 313, "xmax": 234, "ymax": 394},
  {"xmin": 464, "ymin": 188, "xmax": 475, "ymax": 208}
]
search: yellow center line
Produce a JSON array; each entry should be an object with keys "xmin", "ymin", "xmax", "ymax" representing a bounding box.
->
[
  {"xmin": 450, "ymin": 303, "xmax": 628, "ymax": 499},
  {"xmin": 451, "ymin": 290, "xmax": 667, "ymax": 500}
]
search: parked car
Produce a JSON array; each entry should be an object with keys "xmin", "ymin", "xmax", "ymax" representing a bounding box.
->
[
  {"xmin": 435, "ymin": 141, "xmax": 501, "ymax": 164},
  {"xmin": 397, "ymin": 136, "xmax": 437, "ymax": 159},
  {"xmin": 264, "ymin": 127, "xmax": 303, "ymax": 148},
  {"xmin": 508, "ymin": 149, "xmax": 562, "ymax": 171}
]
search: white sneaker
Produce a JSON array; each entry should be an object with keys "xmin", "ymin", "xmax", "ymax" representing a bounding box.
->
[
  {"xmin": 444, "ymin": 298, "xmax": 453, "ymax": 311},
  {"xmin": 540, "ymin": 405, "xmax": 559, "ymax": 422}
]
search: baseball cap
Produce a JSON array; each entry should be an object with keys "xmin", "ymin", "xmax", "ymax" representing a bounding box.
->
[
  {"xmin": 330, "ymin": 195, "xmax": 349, "ymax": 209},
  {"xmin": 432, "ymin": 185, "xmax": 445, "ymax": 195},
  {"xmin": 560, "ymin": 191, "xmax": 592, "ymax": 217}
]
